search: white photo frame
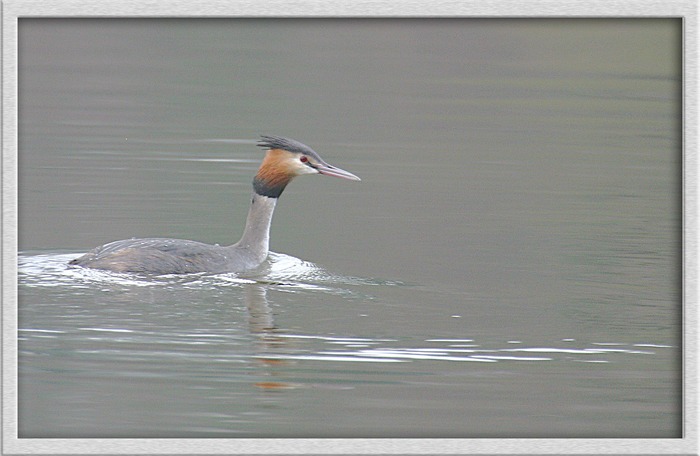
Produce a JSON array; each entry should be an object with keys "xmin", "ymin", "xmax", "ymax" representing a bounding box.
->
[{"xmin": 3, "ymin": 1, "xmax": 697, "ymax": 454}]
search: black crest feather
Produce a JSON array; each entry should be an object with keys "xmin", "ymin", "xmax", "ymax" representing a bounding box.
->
[{"xmin": 257, "ymin": 135, "xmax": 322, "ymax": 161}]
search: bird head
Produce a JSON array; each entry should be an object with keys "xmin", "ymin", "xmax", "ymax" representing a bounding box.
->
[{"xmin": 253, "ymin": 135, "xmax": 360, "ymax": 198}]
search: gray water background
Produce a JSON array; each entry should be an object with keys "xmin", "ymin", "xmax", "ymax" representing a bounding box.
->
[{"xmin": 17, "ymin": 19, "xmax": 681, "ymax": 438}]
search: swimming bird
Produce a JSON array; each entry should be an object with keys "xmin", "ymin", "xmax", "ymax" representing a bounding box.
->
[{"xmin": 68, "ymin": 135, "xmax": 360, "ymax": 275}]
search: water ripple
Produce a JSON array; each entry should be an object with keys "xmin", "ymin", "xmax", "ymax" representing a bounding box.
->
[
  {"xmin": 251, "ymin": 333, "xmax": 670, "ymax": 365},
  {"xmin": 18, "ymin": 251, "xmax": 404, "ymax": 295},
  {"xmin": 18, "ymin": 252, "xmax": 671, "ymax": 367}
]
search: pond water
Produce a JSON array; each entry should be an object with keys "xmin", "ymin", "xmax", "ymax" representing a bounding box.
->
[{"xmin": 17, "ymin": 18, "xmax": 681, "ymax": 438}]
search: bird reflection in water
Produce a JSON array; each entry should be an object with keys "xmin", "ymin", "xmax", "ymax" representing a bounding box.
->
[{"xmin": 243, "ymin": 283, "xmax": 301, "ymax": 391}]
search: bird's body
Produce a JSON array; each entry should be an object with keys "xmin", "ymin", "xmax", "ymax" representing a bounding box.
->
[{"xmin": 68, "ymin": 136, "xmax": 359, "ymax": 275}]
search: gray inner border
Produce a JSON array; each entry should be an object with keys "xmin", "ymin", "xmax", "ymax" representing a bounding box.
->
[{"xmin": 2, "ymin": 0, "xmax": 697, "ymax": 454}]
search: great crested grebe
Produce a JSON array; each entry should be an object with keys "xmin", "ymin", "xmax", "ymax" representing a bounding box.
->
[{"xmin": 68, "ymin": 135, "xmax": 360, "ymax": 275}]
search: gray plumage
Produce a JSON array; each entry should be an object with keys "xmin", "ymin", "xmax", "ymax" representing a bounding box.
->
[{"xmin": 69, "ymin": 193, "xmax": 277, "ymax": 274}]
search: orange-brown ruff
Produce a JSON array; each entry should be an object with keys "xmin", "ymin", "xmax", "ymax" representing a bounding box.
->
[
  {"xmin": 254, "ymin": 149, "xmax": 297, "ymax": 191},
  {"xmin": 68, "ymin": 135, "xmax": 360, "ymax": 275}
]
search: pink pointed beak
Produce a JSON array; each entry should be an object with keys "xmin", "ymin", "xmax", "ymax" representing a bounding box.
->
[{"xmin": 314, "ymin": 161, "xmax": 361, "ymax": 181}]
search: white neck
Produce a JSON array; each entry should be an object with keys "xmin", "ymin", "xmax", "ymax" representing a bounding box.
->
[{"xmin": 231, "ymin": 192, "xmax": 277, "ymax": 263}]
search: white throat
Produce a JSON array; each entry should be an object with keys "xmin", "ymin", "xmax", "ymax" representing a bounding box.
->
[{"xmin": 231, "ymin": 192, "xmax": 278, "ymax": 263}]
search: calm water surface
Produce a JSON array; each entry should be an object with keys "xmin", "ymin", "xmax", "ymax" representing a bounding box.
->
[{"xmin": 17, "ymin": 19, "xmax": 680, "ymax": 437}]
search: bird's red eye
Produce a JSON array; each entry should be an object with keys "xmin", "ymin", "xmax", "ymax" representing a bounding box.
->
[{"xmin": 300, "ymin": 156, "xmax": 308, "ymax": 163}]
